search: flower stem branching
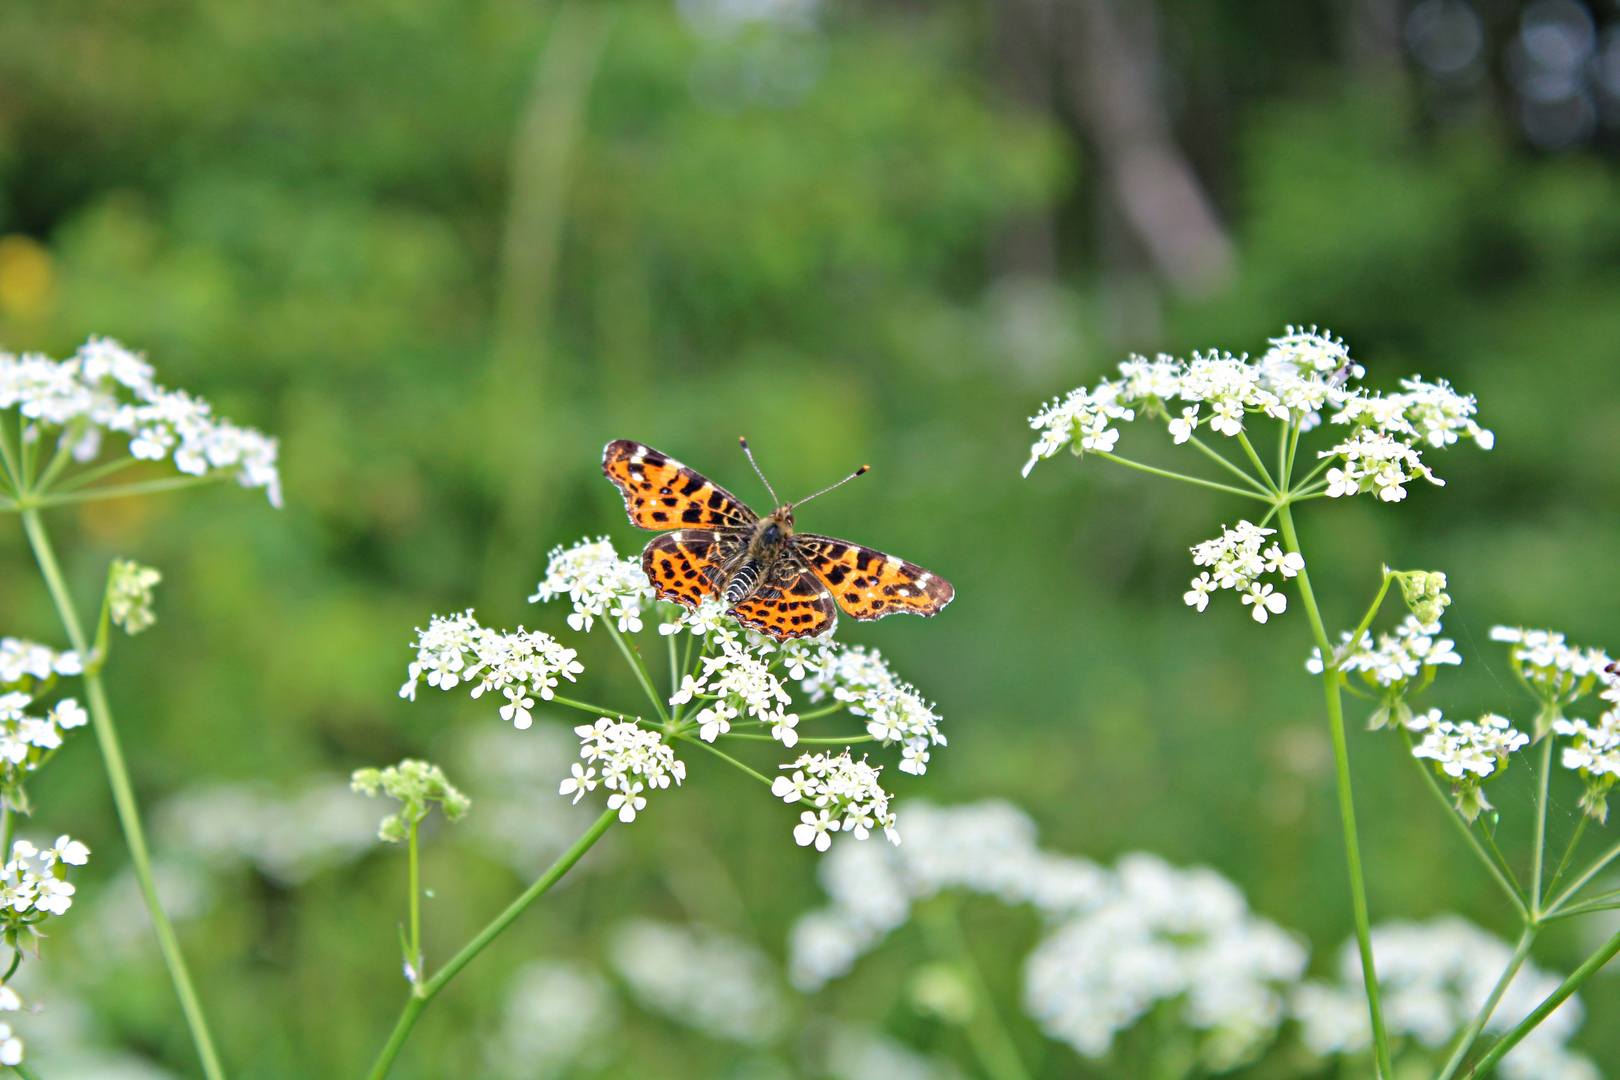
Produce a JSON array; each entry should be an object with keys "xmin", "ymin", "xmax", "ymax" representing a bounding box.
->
[
  {"xmin": 1184, "ymin": 434, "xmax": 1273, "ymax": 494},
  {"xmin": 1435, "ymin": 927, "xmax": 1537, "ymax": 1080},
  {"xmin": 604, "ymin": 622, "xmax": 669, "ymax": 724},
  {"xmin": 1465, "ymin": 925, "xmax": 1620, "ymax": 1080},
  {"xmin": 1094, "ymin": 452, "xmax": 1271, "ymax": 502}
]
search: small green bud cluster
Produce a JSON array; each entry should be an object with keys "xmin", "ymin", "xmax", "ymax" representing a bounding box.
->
[
  {"xmin": 351, "ymin": 760, "xmax": 470, "ymax": 843},
  {"xmin": 1397, "ymin": 569, "xmax": 1450, "ymax": 627}
]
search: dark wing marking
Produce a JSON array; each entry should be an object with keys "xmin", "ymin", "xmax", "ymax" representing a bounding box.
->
[
  {"xmin": 794, "ymin": 534, "xmax": 954, "ymax": 622},
  {"xmin": 603, "ymin": 440, "xmax": 758, "ymax": 532},
  {"xmin": 642, "ymin": 530, "xmax": 746, "ymax": 608},
  {"xmin": 728, "ymin": 552, "xmax": 837, "ymax": 641}
]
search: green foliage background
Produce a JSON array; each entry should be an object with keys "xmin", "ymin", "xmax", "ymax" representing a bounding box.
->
[{"xmin": 2, "ymin": 0, "xmax": 1619, "ymax": 1076}]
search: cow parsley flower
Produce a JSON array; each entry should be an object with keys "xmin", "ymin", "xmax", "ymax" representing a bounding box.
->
[
  {"xmin": 107, "ymin": 559, "xmax": 162, "ymax": 635},
  {"xmin": 0, "ymin": 835, "xmax": 89, "ymax": 926},
  {"xmin": 1552, "ymin": 669, "xmax": 1620, "ymax": 820},
  {"xmin": 399, "ymin": 611, "xmax": 583, "ymax": 727},
  {"xmin": 1022, "ymin": 384, "xmax": 1134, "ymax": 475},
  {"xmin": 1294, "ymin": 916, "xmax": 1596, "ymax": 1080},
  {"xmin": 774, "ymin": 750, "xmax": 897, "ymax": 849},
  {"xmin": 799, "ymin": 645, "xmax": 944, "ymax": 775},
  {"xmin": 351, "ymin": 759, "xmax": 471, "ymax": 843},
  {"xmin": 574, "ymin": 719, "xmax": 684, "ymax": 822},
  {"xmin": 1408, "ymin": 711, "xmax": 1528, "ymax": 821},
  {"xmin": 1187, "ymin": 521, "xmax": 1302, "ymax": 623},
  {"xmin": 607, "ymin": 920, "xmax": 785, "ymax": 1044},
  {"xmin": 670, "ymin": 631, "xmax": 799, "ymax": 746},
  {"xmin": 0, "ymin": 638, "xmax": 81, "ymax": 690},
  {"xmin": 529, "ymin": 538, "xmax": 655, "ymax": 633},
  {"xmin": 0, "ymin": 694, "xmax": 91, "ymax": 808},
  {"xmin": 0, "ymin": 337, "xmax": 282, "ymax": 506}
]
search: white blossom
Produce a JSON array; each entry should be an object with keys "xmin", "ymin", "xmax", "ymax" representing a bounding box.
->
[
  {"xmin": 107, "ymin": 559, "xmax": 162, "ymax": 635},
  {"xmin": 1409, "ymin": 711, "xmax": 1527, "ymax": 780},
  {"xmin": 1294, "ymin": 916, "xmax": 1597, "ymax": 1080},
  {"xmin": 1491, "ymin": 627, "xmax": 1613, "ymax": 704},
  {"xmin": 0, "ymin": 835, "xmax": 89, "ymax": 921},
  {"xmin": 529, "ymin": 537, "xmax": 655, "ymax": 633},
  {"xmin": 1315, "ymin": 616, "xmax": 1464, "ymax": 714},
  {"xmin": 0, "ymin": 337, "xmax": 282, "ymax": 505},
  {"xmin": 671, "ymin": 631, "xmax": 800, "ymax": 746},
  {"xmin": 1187, "ymin": 521, "xmax": 1301, "ymax": 623},
  {"xmin": 572, "ymin": 719, "xmax": 684, "ymax": 822},
  {"xmin": 399, "ymin": 610, "xmax": 583, "ymax": 726},
  {"xmin": 774, "ymin": 750, "xmax": 896, "ymax": 848},
  {"xmin": 1022, "ymin": 383, "xmax": 1134, "ymax": 476},
  {"xmin": 798, "ymin": 645, "xmax": 944, "ymax": 774},
  {"xmin": 0, "ymin": 638, "xmax": 81, "ymax": 688},
  {"xmin": 608, "ymin": 919, "xmax": 785, "ymax": 1044},
  {"xmin": 0, "ymin": 1023, "xmax": 18, "ymax": 1067}
]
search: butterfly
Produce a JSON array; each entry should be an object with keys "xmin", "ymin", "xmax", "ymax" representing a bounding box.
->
[{"xmin": 602, "ymin": 438, "xmax": 954, "ymax": 640}]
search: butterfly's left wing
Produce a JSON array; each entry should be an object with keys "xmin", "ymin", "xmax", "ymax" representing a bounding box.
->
[
  {"xmin": 642, "ymin": 529, "xmax": 748, "ymax": 609},
  {"xmin": 729, "ymin": 552, "xmax": 838, "ymax": 641},
  {"xmin": 794, "ymin": 534, "xmax": 954, "ymax": 622}
]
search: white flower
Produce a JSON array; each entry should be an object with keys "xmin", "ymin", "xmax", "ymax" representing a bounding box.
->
[
  {"xmin": 400, "ymin": 610, "xmax": 583, "ymax": 720},
  {"xmin": 529, "ymin": 538, "xmax": 655, "ymax": 633},
  {"xmin": 777, "ymin": 750, "xmax": 897, "ymax": 849},
  {"xmin": 1491, "ymin": 627, "xmax": 1612, "ymax": 705},
  {"xmin": 1242, "ymin": 583, "xmax": 1287, "ymax": 623},
  {"xmin": 0, "ymin": 638, "xmax": 80, "ymax": 687},
  {"xmin": 1167, "ymin": 406, "xmax": 1200, "ymax": 444},
  {"xmin": 1336, "ymin": 615, "xmax": 1463, "ymax": 701},
  {"xmin": 559, "ymin": 763, "xmax": 597, "ymax": 804},
  {"xmin": 1023, "ymin": 383, "xmax": 1134, "ymax": 476},
  {"xmin": 571, "ymin": 720, "xmax": 682, "ymax": 822},
  {"xmin": 798, "ymin": 645, "xmax": 944, "ymax": 773},
  {"xmin": 47, "ymin": 698, "xmax": 88, "ymax": 729},
  {"xmin": 1410, "ymin": 712, "xmax": 1527, "ymax": 780},
  {"xmin": 607, "ymin": 920, "xmax": 784, "ymax": 1045},
  {"xmin": 107, "ymin": 559, "xmax": 162, "ymax": 634},
  {"xmin": 795, "ymin": 808, "xmax": 838, "ymax": 851},
  {"xmin": 1184, "ymin": 573, "xmax": 1214, "ymax": 612},
  {"xmin": 1294, "ymin": 916, "xmax": 1596, "ymax": 1080},
  {"xmin": 0, "ymin": 1022, "xmax": 19, "ymax": 1067},
  {"xmin": 0, "ymin": 337, "xmax": 282, "ymax": 505},
  {"xmin": 0, "ymin": 987, "xmax": 17, "ymax": 1012}
]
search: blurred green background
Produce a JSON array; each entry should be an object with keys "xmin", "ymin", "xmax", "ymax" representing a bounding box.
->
[{"xmin": 3, "ymin": 0, "xmax": 1620, "ymax": 1076}]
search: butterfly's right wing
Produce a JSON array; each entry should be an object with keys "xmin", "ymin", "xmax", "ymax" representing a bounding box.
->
[
  {"xmin": 641, "ymin": 529, "xmax": 748, "ymax": 609},
  {"xmin": 603, "ymin": 440, "xmax": 758, "ymax": 531},
  {"xmin": 794, "ymin": 534, "xmax": 954, "ymax": 621}
]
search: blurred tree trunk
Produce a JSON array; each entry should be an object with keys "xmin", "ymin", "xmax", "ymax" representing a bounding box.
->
[
  {"xmin": 1056, "ymin": 0, "xmax": 1233, "ymax": 309},
  {"xmin": 989, "ymin": 0, "xmax": 1059, "ymax": 280},
  {"xmin": 478, "ymin": 0, "xmax": 618, "ymax": 616}
]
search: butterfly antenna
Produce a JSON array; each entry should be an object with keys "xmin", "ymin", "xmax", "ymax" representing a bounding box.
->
[
  {"xmin": 791, "ymin": 464, "xmax": 870, "ymax": 509},
  {"xmin": 739, "ymin": 436, "xmax": 782, "ymax": 507}
]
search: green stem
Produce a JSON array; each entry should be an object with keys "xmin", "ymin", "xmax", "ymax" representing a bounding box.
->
[
  {"xmin": 666, "ymin": 632, "xmax": 679, "ymax": 717},
  {"xmin": 1531, "ymin": 735, "xmax": 1554, "ymax": 916},
  {"xmin": 1284, "ymin": 416, "xmax": 1304, "ymax": 487},
  {"xmin": 1184, "ymin": 435, "xmax": 1271, "ymax": 493},
  {"xmin": 917, "ymin": 899, "xmax": 1034, "ymax": 1080},
  {"xmin": 407, "ymin": 818, "xmax": 422, "ymax": 984},
  {"xmin": 1543, "ymin": 836, "xmax": 1620, "ymax": 916},
  {"xmin": 673, "ymin": 732, "xmax": 774, "ymax": 786},
  {"xmin": 1464, "ymin": 925, "xmax": 1620, "ymax": 1079},
  {"xmin": 1234, "ymin": 430, "xmax": 1278, "ymax": 492},
  {"xmin": 1436, "ymin": 928, "xmax": 1536, "ymax": 1080},
  {"xmin": 1543, "ymin": 816, "xmax": 1587, "ymax": 906},
  {"xmin": 8, "ymin": 1062, "xmax": 43, "ymax": 1080},
  {"xmin": 603, "ymin": 622, "xmax": 669, "ymax": 723},
  {"xmin": 31, "ymin": 427, "xmax": 75, "ymax": 495},
  {"xmin": 1094, "ymin": 452, "xmax": 1271, "ymax": 501},
  {"xmin": 20, "ymin": 509, "xmax": 227, "ymax": 1080},
  {"xmin": 0, "ymin": 413, "xmax": 22, "ymax": 492},
  {"xmin": 0, "ymin": 806, "xmax": 11, "ymax": 865},
  {"xmin": 1345, "ymin": 571, "xmax": 1396, "ymax": 654},
  {"xmin": 1276, "ymin": 504, "xmax": 1393, "ymax": 1080},
  {"xmin": 44, "ymin": 452, "xmax": 140, "ymax": 494},
  {"xmin": 1399, "ymin": 727, "xmax": 1529, "ymax": 917},
  {"xmin": 364, "ymin": 807, "xmax": 617, "ymax": 1080},
  {"xmin": 792, "ymin": 702, "xmax": 847, "ymax": 721},
  {"xmin": 722, "ymin": 732, "xmax": 874, "ymax": 744},
  {"xmin": 36, "ymin": 473, "xmax": 225, "ymax": 507},
  {"xmin": 548, "ymin": 694, "xmax": 640, "ymax": 723}
]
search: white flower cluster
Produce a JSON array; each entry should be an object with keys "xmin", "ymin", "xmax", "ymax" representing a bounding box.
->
[
  {"xmin": 798, "ymin": 644, "xmax": 945, "ymax": 774},
  {"xmin": 789, "ymin": 800, "xmax": 1303, "ymax": 1069},
  {"xmin": 1185, "ymin": 521, "xmax": 1303, "ymax": 624},
  {"xmin": 1408, "ymin": 711, "xmax": 1528, "ymax": 781},
  {"xmin": 0, "ymin": 836, "xmax": 89, "ymax": 921},
  {"xmin": 1023, "ymin": 854, "xmax": 1306, "ymax": 1068},
  {"xmin": 1307, "ymin": 615, "xmax": 1463, "ymax": 724},
  {"xmin": 1554, "ymin": 678, "xmax": 1620, "ymax": 782},
  {"xmin": 1491, "ymin": 627, "xmax": 1613, "ymax": 705},
  {"xmin": 0, "ymin": 337, "xmax": 282, "ymax": 506},
  {"xmin": 0, "ymin": 694, "xmax": 88, "ymax": 785},
  {"xmin": 0, "ymin": 638, "xmax": 81, "ymax": 688},
  {"xmin": 607, "ymin": 919, "xmax": 785, "ymax": 1045},
  {"xmin": 1293, "ymin": 916, "xmax": 1598, "ymax": 1080},
  {"xmin": 529, "ymin": 537, "xmax": 655, "ymax": 633},
  {"xmin": 107, "ymin": 558, "xmax": 161, "ymax": 635},
  {"xmin": 1021, "ymin": 329, "xmax": 1491, "ymax": 501},
  {"xmin": 155, "ymin": 778, "xmax": 381, "ymax": 887},
  {"xmin": 1021, "ymin": 384, "xmax": 1134, "ymax": 475},
  {"xmin": 565, "ymin": 719, "xmax": 684, "ymax": 822},
  {"xmin": 773, "ymin": 750, "xmax": 898, "ymax": 851},
  {"xmin": 671, "ymin": 627, "xmax": 800, "ymax": 745},
  {"xmin": 399, "ymin": 610, "xmax": 584, "ymax": 730}
]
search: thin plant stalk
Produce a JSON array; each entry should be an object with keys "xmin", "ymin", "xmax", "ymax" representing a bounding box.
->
[
  {"xmin": 1544, "ymin": 836, "xmax": 1620, "ymax": 915},
  {"xmin": 1094, "ymin": 452, "xmax": 1270, "ymax": 501},
  {"xmin": 1543, "ymin": 816, "xmax": 1587, "ymax": 904},
  {"xmin": 19, "ymin": 508, "xmax": 227, "ymax": 1080},
  {"xmin": 1465, "ymin": 925, "xmax": 1620, "ymax": 1079},
  {"xmin": 1434, "ymin": 927, "xmax": 1536, "ymax": 1080},
  {"xmin": 917, "ymin": 899, "xmax": 1035, "ymax": 1080},
  {"xmin": 1530, "ymin": 735, "xmax": 1554, "ymax": 915},
  {"xmin": 407, "ymin": 819, "xmax": 422, "ymax": 983},
  {"xmin": 1276, "ymin": 503, "xmax": 1394, "ymax": 1080},
  {"xmin": 364, "ymin": 807, "xmax": 617, "ymax": 1080}
]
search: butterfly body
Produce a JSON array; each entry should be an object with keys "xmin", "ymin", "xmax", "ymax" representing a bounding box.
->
[{"xmin": 603, "ymin": 440, "xmax": 953, "ymax": 640}]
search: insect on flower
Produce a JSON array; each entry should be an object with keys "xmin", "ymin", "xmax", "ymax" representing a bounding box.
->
[{"xmin": 603, "ymin": 439, "xmax": 954, "ymax": 640}]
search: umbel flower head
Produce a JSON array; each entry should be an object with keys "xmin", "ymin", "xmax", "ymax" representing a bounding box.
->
[
  {"xmin": 351, "ymin": 759, "xmax": 471, "ymax": 843},
  {"xmin": 404, "ymin": 536, "xmax": 945, "ymax": 850},
  {"xmin": 107, "ymin": 559, "xmax": 161, "ymax": 635},
  {"xmin": 1407, "ymin": 710, "xmax": 1529, "ymax": 822},
  {"xmin": 0, "ymin": 337, "xmax": 281, "ymax": 506}
]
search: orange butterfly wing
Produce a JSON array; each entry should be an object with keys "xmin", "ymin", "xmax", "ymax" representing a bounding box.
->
[
  {"xmin": 729, "ymin": 553, "xmax": 838, "ymax": 640},
  {"xmin": 794, "ymin": 534, "xmax": 954, "ymax": 622},
  {"xmin": 603, "ymin": 440, "xmax": 757, "ymax": 531},
  {"xmin": 641, "ymin": 530, "xmax": 747, "ymax": 609}
]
